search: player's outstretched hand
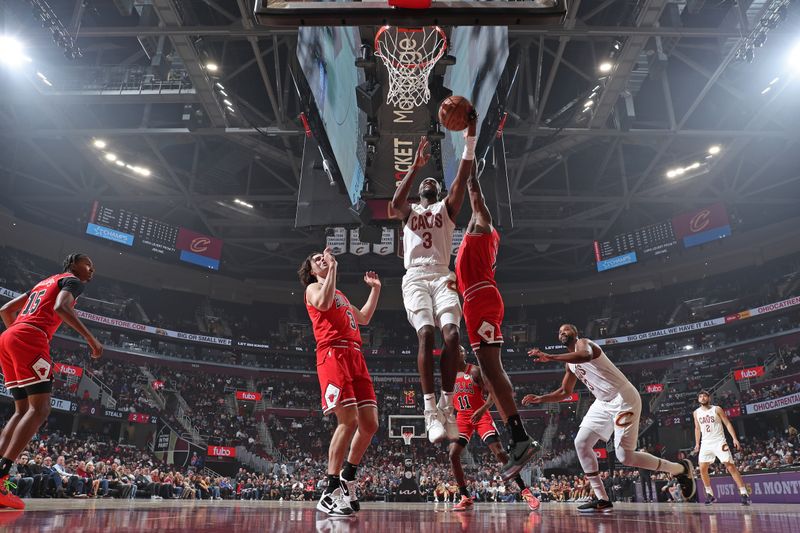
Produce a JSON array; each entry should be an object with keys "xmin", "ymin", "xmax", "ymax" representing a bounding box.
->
[
  {"xmin": 528, "ymin": 348, "xmax": 553, "ymax": 363},
  {"xmin": 522, "ymin": 394, "xmax": 542, "ymax": 406},
  {"xmin": 413, "ymin": 136, "xmax": 431, "ymax": 169},
  {"xmin": 466, "ymin": 107, "xmax": 478, "ymax": 137},
  {"xmin": 364, "ymin": 271, "xmax": 381, "ymax": 288},
  {"xmin": 89, "ymin": 336, "xmax": 104, "ymax": 359},
  {"xmin": 323, "ymin": 247, "xmax": 337, "ymax": 267}
]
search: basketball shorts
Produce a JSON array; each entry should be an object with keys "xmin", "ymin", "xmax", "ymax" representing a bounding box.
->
[
  {"xmin": 316, "ymin": 342, "xmax": 377, "ymax": 415},
  {"xmin": 580, "ymin": 384, "xmax": 641, "ymax": 452},
  {"xmin": 456, "ymin": 410, "xmax": 498, "ymax": 446},
  {"xmin": 462, "ymin": 284, "xmax": 504, "ymax": 350},
  {"xmin": 699, "ymin": 441, "xmax": 733, "ymax": 464},
  {"xmin": 0, "ymin": 323, "xmax": 53, "ymax": 391},
  {"xmin": 401, "ymin": 267, "xmax": 461, "ymax": 332}
]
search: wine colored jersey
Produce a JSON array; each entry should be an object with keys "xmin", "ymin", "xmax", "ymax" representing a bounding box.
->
[
  {"xmin": 306, "ymin": 289, "xmax": 361, "ymax": 349},
  {"xmin": 455, "ymin": 228, "xmax": 500, "ymax": 298},
  {"xmin": 453, "ymin": 363, "xmax": 486, "ymax": 414},
  {"xmin": 14, "ymin": 273, "xmax": 83, "ymax": 340}
]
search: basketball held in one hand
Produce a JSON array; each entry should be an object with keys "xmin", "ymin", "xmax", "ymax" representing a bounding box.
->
[{"xmin": 438, "ymin": 95, "xmax": 474, "ymax": 131}]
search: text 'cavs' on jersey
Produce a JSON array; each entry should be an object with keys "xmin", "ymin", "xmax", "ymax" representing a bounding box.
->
[{"xmin": 403, "ymin": 200, "xmax": 455, "ymax": 270}]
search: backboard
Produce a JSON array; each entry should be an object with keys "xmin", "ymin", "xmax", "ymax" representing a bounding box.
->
[{"xmin": 255, "ymin": 0, "xmax": 567, "ymax": 27}]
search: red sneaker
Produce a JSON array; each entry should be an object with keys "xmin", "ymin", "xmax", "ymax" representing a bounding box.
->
[
  {"xmin": 521, "ymin": 488, "xmax": 540, "ymax": 511},
  {"xmin": 452, "ymin": 495, "xmax": 474, "ymax": 511},
  {"xmin": 0, "ymin": 476, "xmax": 25, "ymax": 510}
]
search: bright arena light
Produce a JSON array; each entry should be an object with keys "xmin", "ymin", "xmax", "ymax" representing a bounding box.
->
[
  {"xmin": 598, "ymin": 61, "xmax": 613, "ymax": 73},
  {"xmin": 92, "ymin": 139, "xmax": 107, "ymax": 149},
  {"xmin": 666, "ymin": 169, "xmax": 678, "ymax": 179},
  {"xmin": 684, "ymin": 345, "xmax": 694, "ymax": 351},
  {"xmin": 0, "ymin": 36, "xmax": 31, "ymax": 67},
  {"xmin": 789, "ymin": 42, "xmax": 800, "ymax": 70},
  {"xmin": 708, "ymin": 145, "xmax": 721, "ymax": 155},
  {"xmin": 104, "ymin": 152, "xmax": 117, "ymax": 162},
  {"xmin": 206, "ymin": 62, "xmax": 219, "ymax": 72}
]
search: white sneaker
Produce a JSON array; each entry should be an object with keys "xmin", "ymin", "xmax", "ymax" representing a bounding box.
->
[
  {"xmin": 316, "ymin": 487, "xmax": 353, "ymax": 516},
  {"xmin": 425, "ymin": 409, "xmax": 446, "ymax": 443},
  {"xmin": 339, "ymin": 475, "xmax": 359, "ymax": 512},
  {"xmin": 438, "ymin": 403, "xmax": 459, "ymax": 441}
]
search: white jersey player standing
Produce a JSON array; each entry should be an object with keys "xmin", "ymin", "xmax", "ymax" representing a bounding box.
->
[
  {"xmin": 693, "ymin": 390, "xmax": 750, "ymax": 505},
  {"xmin": 388, "ymin": 112, "xmax": 477, "ymax": 443},
  {"xmin": 523, "ymin": 324, "xmax": 696, "ymax": 513}
]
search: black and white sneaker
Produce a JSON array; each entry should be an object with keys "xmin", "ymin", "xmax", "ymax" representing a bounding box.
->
[
  {"xmin": 675, "ymin": 459, "xmax": 696, "ymax": 501},
  {"xmin": 577, "ymin": 498, "xmax": 613, "ymax": 513},
  {"xmin": 704, "ymin": 493, "xmax": 716, "ymax": 505},
  {"xmin": 316, "ymin": 488, "xmax": 353, "ymax": 516},
  {"xmin": 741, "ymin": 493, "xmax": 751, "ymax": 506},
  {"xmin": 340, "ymin": 476, "xmax": 360, "ymax": 512},
  {"xmin": 500, "ymin": 438, "xmax": 539, "ymax": 481}
]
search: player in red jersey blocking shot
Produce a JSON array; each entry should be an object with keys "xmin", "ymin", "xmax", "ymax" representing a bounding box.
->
[
  {"xmin": 455, "ymin": 168, "xmax": 538, "ymax": 481},
  {"xmin": 449, "ymin": 347, "xmax": 540, "ymax": 511},
  {"xmin": 0, "ymin": 253, "xmax": 103, "ymax": 509},
  {"xmin": 299, "ymin": 248, "xmax": 381, "ymax": 517}
]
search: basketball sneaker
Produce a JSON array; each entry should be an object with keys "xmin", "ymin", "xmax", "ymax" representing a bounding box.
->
[
  {"xmin": 741, "ymin": 493, "xmax": 751, "ymax": 506},
  {"xmin": 675, "ymin": 459, "xmax": 696, "ymax": 501},
  {"xmin": 340, "ymin": 475, "xmax": 359, "ymax": 512},
  {"xmin": 0, "ymin": 476, "xmax": 24, "ymax": 510},
  {"xmin": 452, "ymin": 495, "xmax": 474, "ymax": 511},
  {"xmin": 425, "ymin": 409, "xmax": 446, "ymax": 443},
  {"xmin": 316, "ymin": 487, "xmax": 353, "ymax": 517},
  {"xmin": 438, "ymin": 404, "xmax": 459, "ymax": 442},
  {"xmin": 577, "ymin": 498, "xmax": 613, "ymax": 513},
  {"xmin": 500, "ymin": 438, "xmax": 539, "ymax": 481},
  {"xmin": 704, "ymin": 493, "xmax": 716, "ymax": 505},
  {"xmin": 521, "ymin": 488, "xmax": 540, "ymax": 511}
]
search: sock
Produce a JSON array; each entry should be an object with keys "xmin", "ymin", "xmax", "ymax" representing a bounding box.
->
[
  {"xmin": 341, "ymin": 461, "xmax": 358, "ymax": 482},
  {"xmin": 705, "ymin": 486, "xmax": 714, "ymax": 496},
  {"xmin": 739, "ymin": 486, "xmax": 748, "ymax": 495},
  {"xmin": 424, "ymin": 393, "xmax": 437, "ymax": 411},
  {"xmin": 326, "ymin": 474, "xmax": 340, "ymax": 494},
  {"xmin": 0, "ymin": 457, "xmax": 13, "ymax": 478},
  {"xmin": 586, "ymin": 473, "xmax": 609, "ymax": 501},
  {"xmin": 515, "ymin": 474, "xmax": 527, "ymax": 491},
  {"xmin": 506, "ymin": 414, "xmax": 528, "ymax": 443},
  {"xmin": 440, "ymin": 390, "xmax": 454, "ymax": 408},
  {"xmin": 459, "ymin": 485, "xmax": 469, "ymax": 498}
]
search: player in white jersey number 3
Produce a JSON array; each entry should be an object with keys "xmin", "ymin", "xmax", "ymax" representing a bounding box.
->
[
  {"xmin": 388, "ymin": 112, "xmax": 477, "ymax": 444},
  {"xmin": 693, "ymin": 390, "xmax": 750, "ymax": 505},
  {"xmin": 523, "ymin": 324, "xmax": 697, "ymax": 513}
]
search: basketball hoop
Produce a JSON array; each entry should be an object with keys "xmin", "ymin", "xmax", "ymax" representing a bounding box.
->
[
  {"xmin": 374, "ymin": 25, "xmax": 447, "ymax": 109},
  {"xmin": 402, "ymin": 430, "xmax": 414, "ymax": 446}
]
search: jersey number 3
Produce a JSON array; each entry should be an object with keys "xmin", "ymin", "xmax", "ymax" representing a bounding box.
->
[
  {"xmin": 422, "ymin": 232, "xmax": 432, "ymax": 249},
  {"xmin": 345, "ymin": 309, "xmax": 357, "ymax": 330}
]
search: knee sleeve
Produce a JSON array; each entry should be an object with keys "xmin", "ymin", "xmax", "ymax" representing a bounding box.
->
[{"xmin": 574, "ymin": 427, "xmax": 604, "ymax": 473}]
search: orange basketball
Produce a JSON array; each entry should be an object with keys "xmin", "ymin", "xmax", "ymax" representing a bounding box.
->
[{"xmin": 438, "ymin": 95, "xmax": 473, "ymax": 131}]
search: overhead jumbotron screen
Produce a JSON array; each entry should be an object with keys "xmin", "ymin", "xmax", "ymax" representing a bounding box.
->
[{"xmin": 85, "ymin": 201, "xmax": 223, "ymax": 270}]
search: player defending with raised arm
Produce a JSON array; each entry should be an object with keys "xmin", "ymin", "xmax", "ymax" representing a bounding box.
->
[
  {"xmin": 300, "ymin": 248, "xmax": 381, "ymax": 516},
  {"xmin": 522, "ymin": 324, "xmax": 696, "ymax": 513},
  {"xmin": 449, "ymin": 347, "xmax": 540, "ymax": 511},
  {"xmin": 454, "ymin": 168, "xmax": 539, "ymax": 480},
  {"xmin": 693, "ymin": 390, "xmax": 750, "ymax": 505},
  {"xmin": 0, "ymin": 253, "xmax": 103, "ymax": 510},
  {"xmin": 388, "ymin": 110, "xmax": 477, "ymax": 444}
]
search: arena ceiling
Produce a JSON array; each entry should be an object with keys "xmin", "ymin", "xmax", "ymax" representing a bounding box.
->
[{"xmin": 1, "ymin": 0, "xmax": 799, "ymax": 283}]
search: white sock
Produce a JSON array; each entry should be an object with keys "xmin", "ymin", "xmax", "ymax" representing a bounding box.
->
[
  {"xmin": 586, "ymin": 474, "xmax": 608, "ymax": 501},
  {"xmin": 424, "ymin": 393, "xmax": 437, "ymax": 411},
  {"xmin": 739, "ymin": 486, "xmax": 748, "ymax": 495},
  {"xmin": 440, "ymin": 390, "xmax": 454, "ymax": 408},
  {"xmin": 705, "ymin": 486, "xmax": 714, "ymax": 496}
]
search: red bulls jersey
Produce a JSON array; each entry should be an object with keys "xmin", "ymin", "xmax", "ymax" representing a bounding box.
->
[
  {"xmin": 455, "ymin": 228, "xmax": 500, "ymax": 298},
  {"xmin": 14, "ymin": 273, "xmax": 82, "ymax": 340},
  {"xmin": 306, "ymin": 289, "xmax": 361, "ymax": 349},
  {"xmin": 453, "ymin": 364, "xmax": 486, "ymax": 414}
]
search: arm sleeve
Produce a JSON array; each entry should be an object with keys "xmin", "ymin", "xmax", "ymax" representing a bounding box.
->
[{"xmin": 58, "ymin": 277, "xmax": 84, "ymax": 298}]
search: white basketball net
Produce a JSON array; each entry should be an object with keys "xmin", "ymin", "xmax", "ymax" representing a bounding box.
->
[
  {"xmin": 375, "ymin": 26, "xmax": 447, "ymax": 109},
  {"xmin": 402, "ymin": 431, "xmax": 414, "ymax": 446}
]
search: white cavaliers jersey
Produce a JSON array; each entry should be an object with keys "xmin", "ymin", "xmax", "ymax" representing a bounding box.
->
[
  {"xmin": 403, "ymin": 200, "xmax": 455, "ymax": 269},
  {"xmin": 568, "ymin": 349, "xmax": 633, "ymax": 402},
  {"xmin": 695, "ymin": 406, "xmax": 726, "ymax": 445}
]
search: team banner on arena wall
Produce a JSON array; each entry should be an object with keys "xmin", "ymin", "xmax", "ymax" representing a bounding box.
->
[
  {"xmin": 697, "ymin": 471, "xmax": 800, "ymax": 503},
  {"xmin": 54, "ymin": 363, "xmax": 83, "ymax": 377},
  {"xmin": 645, "ymin": 383, "xmax": 665, "ymax": 393},
  {"xmin": 207, "ymin": 445, "xmax": 236, "ymax": 458},
  {"xmin": 744, "ymin": 392, "xmax": 800, "ymax": 415},
  {"xmin": 235, "ymin": 391, "xmax": 262, "ymax": 401},
  {"xmin": 372, "ymin": 228, "xmax": 395, "ymax": 256},
  {"xmin": 734, "ymin": 366, "xmax": 765, "ymax": 381}
]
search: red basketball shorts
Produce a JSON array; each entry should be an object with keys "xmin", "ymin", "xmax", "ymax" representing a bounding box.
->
[
  {"xmin": 316, "ymin": 342, "xmax": 377, "ymax": 415},
  {"xmin": 456, "ymin": 410, "xmax": 498, "ymax": 444},
  {"xmin": 462, "ymin": 284, "xmax": 505, "ymax": 350},
  {"xmin": 0, "ymin": 323, "xmax": 53, "ymax": 389}
]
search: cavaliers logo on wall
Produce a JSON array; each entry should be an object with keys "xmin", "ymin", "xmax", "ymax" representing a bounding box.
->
[
  {"xmin": 689, "ymin": 209, "xmax": 712, "ymax": 234},
  {"xmin": 190, "ymin": 237, "xmax": 211, "ymax": 253}
]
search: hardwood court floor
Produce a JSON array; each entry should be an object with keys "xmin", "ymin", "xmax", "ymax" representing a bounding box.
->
[{"xmin": 1, "ymin": 499, "xmax": 798, "ymax": 532}]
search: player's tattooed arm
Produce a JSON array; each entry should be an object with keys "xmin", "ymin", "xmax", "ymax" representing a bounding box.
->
[
  {"xmin": 528, "ymin": 339, "xmax": 592, "ymax": 364},
  {"xmin": 0, "ymin": 292, "xmax": 28, "ymax": 328},
  {"xmin": 522, "ymin": 368, "xmax": 578, "ymax": 405},
  {"xmin": 389, "ymin": 136, "xmax": 430, "ymax": 220}
]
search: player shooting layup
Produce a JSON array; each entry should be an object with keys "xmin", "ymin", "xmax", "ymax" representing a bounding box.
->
[
  {"xmin": 693, "ymin": 390, "xmax": 750, "ymax": 505},
  {"xmin": 388, "ymin": 112, "xmax": 477, "ymax": 443},
  {"xmin": 523, "ymin": 324, "xmax": 696, "ymax": 513}
]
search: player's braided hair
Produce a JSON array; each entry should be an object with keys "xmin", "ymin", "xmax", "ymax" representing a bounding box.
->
[
  {"xmin": 63, "ymin": 253, "xmax": 88, "ymax": 272},
  {"xmin": 297, "ymin": 253, "xmax": 318, "ymax": 287}
]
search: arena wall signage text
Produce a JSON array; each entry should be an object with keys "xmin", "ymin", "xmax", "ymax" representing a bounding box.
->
[
  {"xmin": 207, "ymin": 445, "xmax": 236, "ymax": 458},
  {"xmin": 733, "ymin": 366, "xmax": 765, "ymax": 381},
  {"xmin": 235, "ymin": 391, "xmax": 262, "ymax": 401},
  {"xmin": 745, "ymin": 392, "xmax": 800, "ymax": 415}
]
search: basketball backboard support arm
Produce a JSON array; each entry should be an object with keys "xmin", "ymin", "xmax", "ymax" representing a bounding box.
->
[{"xmin": 254, "ymin": 0, "xmax": 567, "ymax": 27}]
